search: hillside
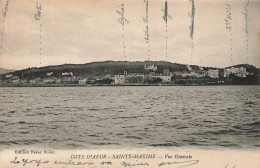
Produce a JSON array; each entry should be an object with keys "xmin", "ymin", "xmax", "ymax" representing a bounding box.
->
[{"xmin": 2, "ymin": 61, "xmax": 201, "ymax": 79}]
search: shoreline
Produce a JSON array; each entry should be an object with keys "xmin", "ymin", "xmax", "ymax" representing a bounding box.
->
[{"xmin": 0, "ymin": 83, "xmax": 259, "ymax": 87}]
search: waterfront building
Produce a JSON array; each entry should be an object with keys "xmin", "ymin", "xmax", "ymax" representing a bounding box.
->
[
  {"xmin": 125, "ymin": 74, "xmax": 144, "ymax": 83},
  {"xmin": 79, "ymin": 79, "xmax": 87, "ymax": 84},
  {"xmin": 150, "ymin": 74, "xmax": 171, "ymax": 83},
  {"xmin": 198, "ymin": 71, "xmax": 206, "ymax": 78},
  {"xmin": 224, "ymin": 67, "xmax": 247, "ymax": 78},
  {"xmin": 190, "ymin": 71, "xmax": 199, "ymax": 78},
  {"xmin": 115, "ymin": 75, "xmax": 125, "ymax": 85},
  {"xmin": 208, "ymin": 69, "xmax": 219, "ymax": 78},
  {"xmin": 224, "ymin": 68, "xmax": 231, "ymax": 78},
  {"xmin": 234, "ymin": 67, "xmax": 247, "ymax": 78},
  {"xmin": 160, "ymin": 75, "xmax": 171, "ymax": 83},
  {"xmin": 55, "ymin": 78, "xmax": 62, "ymax": 84},
  {"xmin": 11, "ymin": 79, "xmax": 20, "ymax": 83},
  {"xmin": 43, "ymin": 79, "xmax": 55, "ymax": 84}
]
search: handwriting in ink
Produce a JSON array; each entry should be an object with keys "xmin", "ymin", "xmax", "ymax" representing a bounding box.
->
[
  {"xmin": 161, "ymin": 0, "xmax": 172, "ymax": 24},
  {"xmin": 188, "ymin": 0, "xmax": 195, "ymax": 40},
  {"xmin": 161, "ymin": 0, "xmax": 172, "ymax": 59},
  {"xmin": 100, "ymin": 161, "xmax": 112, "ymax": 165},
  {"xmin": 143, "ymin": 0, "xmax": 149, "ymax": 23},
  {"xmin": 225, "ymin": 3, "xmax": 232, "ymax": 31},
  {"xmin": 116, "ymin": 2, "xmax": 129, "ymax": 61},
  {"xmin": 143, "ymin": 0, "xmax": 150, "ymax": 60},
  {"xmin": 121, "ymin": 161, "xmax": 149, "ymax": 167},
  {"xmin": 10, "ymin": 156, "xmax": 49, "ymax": 167},
  {"xmin": 144, "ymin": 25, "xmax": 149, "ymax": 42},
  {"xmin": 158, "ymin": 160, "xmax": 199, "ymax": 168},
  {"xmin": 34, "ymin": 1, "xmax": 41, "ymax": 21},
  {"xmin": 224, "ymin": 3, "xmax": 233, "ymax": 65},
  {"xmin": 242, "ymin": 1, "xmax": 251, "ymax": 63},
  {"xmin": 33, "ymin": 1, "xmax": 43, "ymax": 65},
  {"xmin": 225, "ymin": 163, "xmax": 236, "ymax": 168},
  {"xmin": 116, "ymin": 3, "xmax": 129, "ymax": 26},
  {"xmin": 2, "ymin": 0, "xmax": 9, "ymax": 18},
  {"xmin": 54, "ymin": 160, "xmax": 94, "ymax": 166},
  {"xmin": 242, "ymin": 1, "xmax": 250, "ymax": 33},
  {"xmin": 1, "ymin": 0, "xmax": 10, "ymax": 56}
]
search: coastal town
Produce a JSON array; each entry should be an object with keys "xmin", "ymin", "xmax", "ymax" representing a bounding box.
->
[{"xmin": 0, "ymin": 61, "xmax": 258, "ymax": 86}]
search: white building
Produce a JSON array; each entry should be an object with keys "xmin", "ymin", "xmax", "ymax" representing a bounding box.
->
[
  {"xmin": 62, "ymin": 72, "xmax": 73, "ymax": 76},
  {"xmin": 208, "ymin": 69, "xmax": 219, "ymax": 78},
  {"xmin": 190, "ymin": 71, "xmax": 200, "ymax": 78},
  {"xmin": 224, "ymin": 67, "xmax": 247, "ymax": 78},
  {"xmin": 179, "ymin": 71, "xmax": 203, "ymax": 78},
  {"xmin": 160, "ymin": 75, "xmax": 171, "ymax": 82},
  {"xmin": 79, "ymin": 79, "xmax": 87, "ymax": 84},
  {"xmin": 235, "ymin": 67, "xmax": 247, "ymax": 78},
  {"xmin": 43, "ymin": 79, "xmax": 55, "ymax": 84},
  {"xmin": 47, "ymin": 72, "xmax": 53, "ymax": 76},
  {"xmin": 11, "ymin": 79, "xmax": 20, "ymax": 83},
  {"xmin": 6, "ymin": 74, "xmax": 12, "ymax": 78},
  {"xmin": 187, "ymin": 65, "xmax": 192, "ymax": 71},
  {"xmin": 150, "ymin": 74, "xmax": 171, "ymax": 83},
  {"xmin": 144, "ymin": 64, "xmax": 157, "ymax": 71},
  {"xmin": 224, "ymin": 68, "xmax": 231, "ymax": 78},
  {"xmin": 114, "ymin": 75, "xmax": 125, "ymax": 85}
]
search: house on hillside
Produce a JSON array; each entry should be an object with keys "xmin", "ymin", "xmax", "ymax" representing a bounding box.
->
[
  {"xmin": 47, "ymin": 72, "xmax": 53, "ymax": 76},
  {"xmin": 163, "ymin": 69, "xmax": 170, "ymax": 75},
  {"xmin": 6, "ymin": 74, "xmax": 12, "ymax": 78},
  {"xmin": 187, "ymin": 65, "xmax": 192, "ymax": 71},
  {"xmin": 62, "ymin": 72, "xmax": 73, "ymax": 77},
  {"xmin": 144, "ymin": 64, "xmax": 157, "ymax": 71}
]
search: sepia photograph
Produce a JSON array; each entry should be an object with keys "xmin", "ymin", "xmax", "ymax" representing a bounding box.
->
[{"xmin": 0, "ymin": 0, "xmax": 259, "ymax": 167}]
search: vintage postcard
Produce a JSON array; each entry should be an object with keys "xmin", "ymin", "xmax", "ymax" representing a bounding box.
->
[{"xmin": 0, "ymin": 0, "xmax": 259, "ymax": 167}]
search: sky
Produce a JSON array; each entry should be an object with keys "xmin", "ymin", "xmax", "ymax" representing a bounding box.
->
[{"xmin": 0, "ymin": 0, "xmax": 259, "ymax": 70}]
